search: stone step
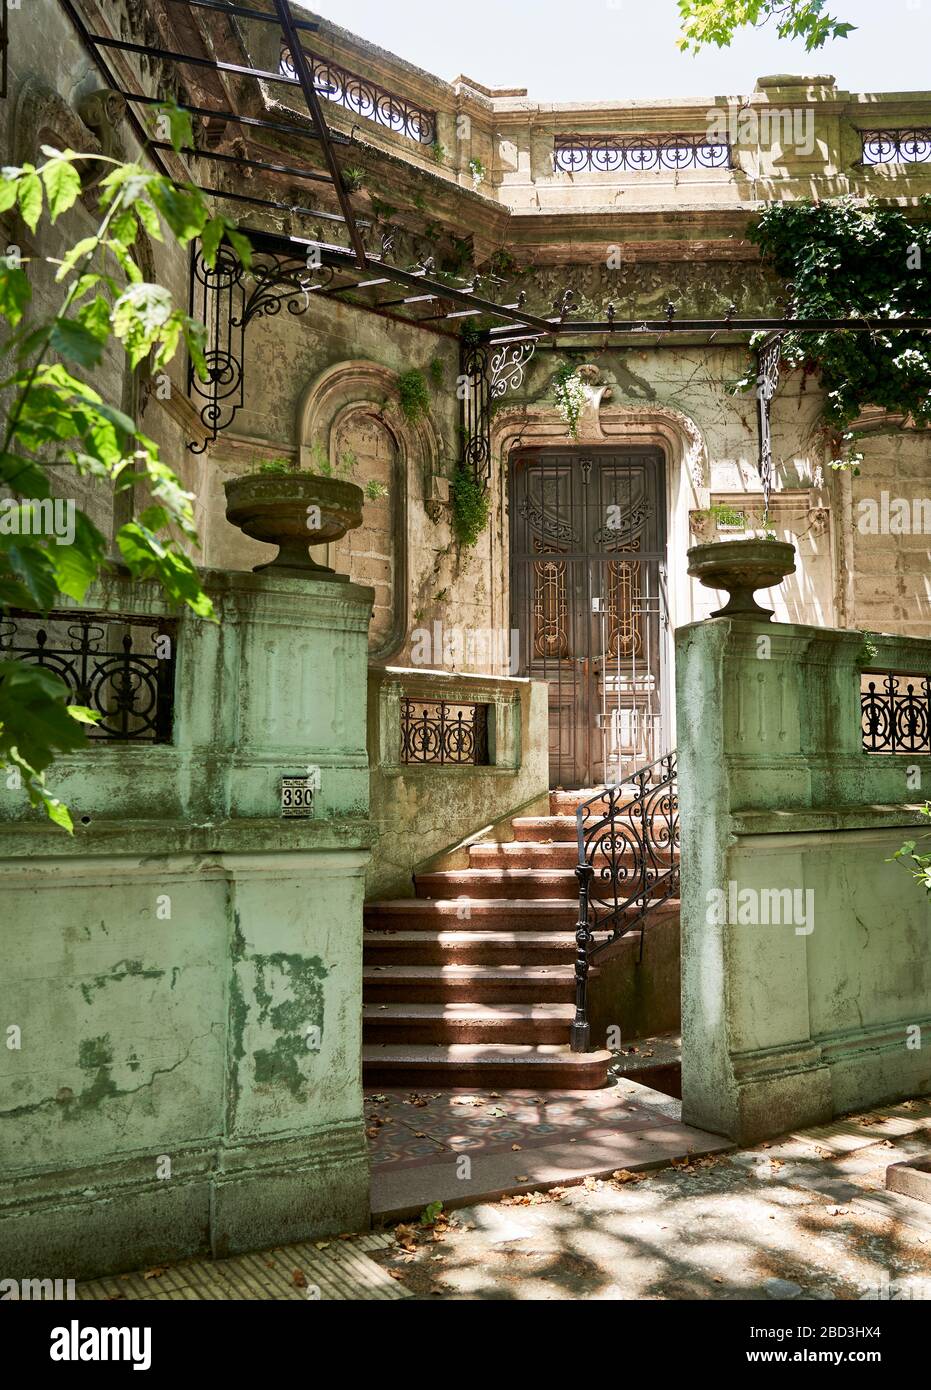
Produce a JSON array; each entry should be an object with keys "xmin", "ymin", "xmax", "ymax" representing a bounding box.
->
[
  {"xmin": 362, "ymin": 1001, "xmax": 575, "ymax": 1045},
  {"xmin": 415, "ymin": 868, "xmax": 579, "ymax": 900},
  {"xmin": 364, "ymin": 898, "xmax": 580, "ymax": 931},
  {"xmin": 362, "ymin": 963, "xmax": 578, "ymax": 1004},
  {"xmin": 512, "ymin": 813, "xmax": 664, "ymax": 842},
  {"xmin": 363, "ymin": 929, "xmax": 578, "ymax": 967},
  {"xmin": 469, "ymin": 840, "xmax": 582, "ymax": 868},
  {"xmin": 362, "ymin": 1042, "xmax": 612, "ymax": 1089}
]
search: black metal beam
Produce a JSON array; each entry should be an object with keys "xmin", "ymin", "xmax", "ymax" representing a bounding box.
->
[
  {"xmin": 147, "ymin": 140, "xmax": 334, "ymax": 185},
  {"xmin": 487, "ymin": 315, "xmax": 931, "ymax": 338},
  {"xmin": 122, "ymin": 91, "xmax": 351, "ymax": 145},
  {"xmin": 272, "ymin": 0, "xmax": 368, "ymax": 267},
  {"xmin": 81, "ymin": 32, "xmax": 303, "ymax": 89}
]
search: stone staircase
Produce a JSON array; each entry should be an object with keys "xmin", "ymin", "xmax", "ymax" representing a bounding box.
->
[{"xmin": 362, "ymin": 788, "xmax": 678, "ymax": 1090}]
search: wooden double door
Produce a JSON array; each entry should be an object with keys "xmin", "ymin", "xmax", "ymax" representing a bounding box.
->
[{"xmin": 510, "ymin": 448, "xmax": 669, "ymax": 789}]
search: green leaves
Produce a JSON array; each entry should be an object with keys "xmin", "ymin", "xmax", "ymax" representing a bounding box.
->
[
  {"xmin": 116, "ymin": 521, "xmax": 215, "ymax": 619},
  {"xmin": 0, "ymin": 111, "xmax": 250, "ymax": 826},
  {"xmin": 16, "ymin": 168, "xmax": 42, "ymax": 232},
  {"xmin": 40, "ymin": 151, "xmax": 82, "ymax": 221},
  {"xmin": 749, "ymin": 196, "xmax": 931, "ymax": 431},
  {"xmin": 676, "ymin": 1, "xmax": 856, "ymax": 53},
  {"xmin": 0, "ymin": 258, "xmax": 31, "ymax": 326}
]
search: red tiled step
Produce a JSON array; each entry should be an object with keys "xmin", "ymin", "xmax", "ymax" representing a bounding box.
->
[
  {"xmin": 364, "ymin": 898, "xmax": 580, "ymax": 931},
  {"xmin": 363, "ymin": 929, "xmax": 578, "ymax": 967},
  {"xmin": 362, "ymin": 963, "xmax": 579, "ymax": 1004},
  {"xmin": 362, "ymin": 1001, "xmax": 575, "ymax": 1045},
  {"xmin": 362, "ymin": 1042, "xmax": 612, "ymax": 1089}
]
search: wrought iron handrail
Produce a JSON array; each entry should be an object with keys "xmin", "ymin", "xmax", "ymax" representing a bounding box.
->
[{"xmin": 571, "ymin": 750, "xmax": 679, "ymax": 1052}]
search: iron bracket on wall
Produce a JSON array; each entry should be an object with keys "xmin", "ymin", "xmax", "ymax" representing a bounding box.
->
[
  {"xmin": 187, "ymin": 238, "xmax": 336, "ymax": 450},
  {"xmin": 756, "ymin": 335, "xmax": 782, "ymax": 521}
]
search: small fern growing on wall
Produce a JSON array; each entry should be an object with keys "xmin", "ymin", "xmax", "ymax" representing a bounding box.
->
[{"xmin": 451, "ymin": 465, "xmax": 489, "ymax": 547}]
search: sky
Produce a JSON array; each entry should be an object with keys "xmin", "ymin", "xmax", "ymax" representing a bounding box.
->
[{"xmin": 298, "ymin": 0, "xmax": 931, "ymax": 102}]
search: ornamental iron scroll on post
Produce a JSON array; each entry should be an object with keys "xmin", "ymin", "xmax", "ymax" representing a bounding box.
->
[{"xmin": 756, "ymin": 335, "xmax": 782, "ymax": 525}]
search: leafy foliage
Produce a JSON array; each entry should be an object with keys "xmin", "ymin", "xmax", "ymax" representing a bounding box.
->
[
  {"xmin": 396, "ymin": 368, "xmax": 430, "ymax": 424},
  {"xmin": 746, "ymin": 197, "xmax": 931, "ymax": 446},
  {"xmin": 890, "ymin": 804, "xmax": 931, "ymax": 896},
  {"xmin": 451, "ymin": 464, "xmax": 489, "ymax": 547},
  {"xmin": 676, "ymin": 0, "xmax": 855, "ymax": 52},
  {"xmin": 0, "ymin": 127, "xmax": 251, "ymax": 828}
]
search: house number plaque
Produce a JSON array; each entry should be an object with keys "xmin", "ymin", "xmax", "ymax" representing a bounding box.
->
[{"xmin": 280, "ymin": 775, "xmax": 315, "ymax": 818}]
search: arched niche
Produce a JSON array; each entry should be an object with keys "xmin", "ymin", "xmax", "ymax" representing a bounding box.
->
[{"xmin": 297, "ymin": 361, "xmax": 440, "ymax": 663}]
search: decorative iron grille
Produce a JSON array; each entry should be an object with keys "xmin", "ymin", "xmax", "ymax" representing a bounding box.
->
[
  {"xmin": 861, "ymin": 130, "xmax": 931, "ymax": 165},
  {"xmin": 0, "ymin": 610, "xmax": 177, "ymax": 743},
  {"xmin": 861, "ymin": 672, "xmax": 931, "ymax": 754},
  {"xmin": 280, "ymin": 43, "xmax": 436, "ymax": 144},
  {"xmin": 400, "ymin": 698, "xmax": 489, "ymax": 765},
  {"xmin": 554, "ymin": 133, "xmax": 731, "ymax": 173}
]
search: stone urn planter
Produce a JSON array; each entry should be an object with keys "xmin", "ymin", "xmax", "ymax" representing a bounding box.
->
[
  {"xmin": 224, "ymin": 472, "xmax": 364, "ymax": 580},
  {"xmin": 687, "ymin": 537, "xmax": 796, "ymax": 620}
]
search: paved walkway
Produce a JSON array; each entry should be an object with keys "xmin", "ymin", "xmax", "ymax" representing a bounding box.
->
[
  {"xmin": 77, "ymin": 1090, "xmax": 931, "ymax": 1301},
  {"xmin": 367, "ymin": 1058, "xmax": 724, "ymax": 1220}
]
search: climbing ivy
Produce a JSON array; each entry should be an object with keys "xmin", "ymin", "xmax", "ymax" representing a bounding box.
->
[
  {"xmin": 747, "ymin": 197, "xmax": 931, "ymax": 451},
  {"xmin": 451, "ymin": 464, "xmax": 489, "ymax": 547}
]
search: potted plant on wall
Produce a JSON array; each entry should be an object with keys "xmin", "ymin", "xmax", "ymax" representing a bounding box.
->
[
  {"xmin": 224, "ymin": 447, "xmax": 387, "ymax": 581},
  {"xmin": 687, "ymin": 504, "xmax": 796, "ymax": 621}
]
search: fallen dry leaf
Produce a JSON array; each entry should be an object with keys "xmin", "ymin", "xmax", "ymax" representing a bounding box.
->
[
  {"xmin": 142, "ymin": 1268, "xmax": 166, "ymax": 1281},
  {"xmin": 291, "ymin": 1269, "xmax": 307, "ymax": 1288},
  {"xmin": 511, "ymin": 1143, "xmax": 521, "ymax": 1151}
]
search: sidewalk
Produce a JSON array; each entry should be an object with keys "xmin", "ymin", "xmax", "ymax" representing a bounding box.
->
[{"xmin": 76, "ymin": 1090, "xmax": 931, "ymax": 1301}]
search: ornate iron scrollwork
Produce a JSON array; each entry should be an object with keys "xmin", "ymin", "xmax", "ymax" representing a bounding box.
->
[
  {"xmin": 400, "ymin": 698, "xmax": 489, "ymax": 765},
  {"xmin": 861, "ymin": 129, "xmax": 931, "ymax": 165},
  {"xmin": 489, "ymin": 340, "xmax": 535, "ymax": 398},
  {"xmin": 555, "ymin": 133, "xmax": 730, "ymax": 173},
  {"xmin": 861, "ymin": 673, "xmax": 931, "ymax": 754},
  {"xmin": 280, "ymin": 43, "xmax": 436, "ymax": 145},
  {"xmin": 571, "ymin": 752, "xmax": 679, "ymax": 1050},
  {"xmin": 188, "ymin": 239, "xmax": 334, "ymax": 451},
  {"xmin": 756, "ymin": 336, "xmax": 782, "ymax": 521},
  {"xmin": 459, "ymin": 340, "xmax": 491, "ymax": 487},
  {"xmin": 0, "ymin": 611, "xmax": 177, "ymax": 743}
]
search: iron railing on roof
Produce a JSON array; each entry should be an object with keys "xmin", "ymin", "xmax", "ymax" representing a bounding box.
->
[
  {"xmin": 279, "ymin": 42, "xmax": 436, "ymax": 144},
  {"xmin": 554, "ymin": 133, "xmax": 731, "ymax": 173}
]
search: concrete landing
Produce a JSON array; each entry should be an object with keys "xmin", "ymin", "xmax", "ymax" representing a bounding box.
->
[{"xmin": 366, "ymin": 1078, "xmax": 731, "ymax": 1221}]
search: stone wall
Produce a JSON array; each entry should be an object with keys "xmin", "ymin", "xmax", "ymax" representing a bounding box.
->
[
  {"xmin": 0, "ymin": 570, "xmax": 374, "ymax": 1278},
  {"xmin": 676, "ymin": 616, "xmax": 931, "ymax": 1145}
]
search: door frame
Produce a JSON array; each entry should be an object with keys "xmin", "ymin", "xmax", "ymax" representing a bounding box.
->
[{"xmin": 508, "ymin": 444, "xmax": 672, "ymax": 787}]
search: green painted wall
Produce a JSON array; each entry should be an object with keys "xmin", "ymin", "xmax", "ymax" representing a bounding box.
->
[
  {"xmin": 676, "ymin": 617, "xmax": 931, "ymax": 1144},
  {"xmin": 0, "ymin": 570, "xmax": 375, "ymax": 1278}
]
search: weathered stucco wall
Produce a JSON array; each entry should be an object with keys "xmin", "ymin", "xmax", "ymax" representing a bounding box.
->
[
  {"xmin": 676, "ymin": 617, "xmax": 931, "ymax": 1145},
  {"xmin": 366, "ymin": 666, "xmax": 550, "ymax": 899},
  {"xmin": 0, "ymin": 570, "xmax": 374, "ymax": 1278}
]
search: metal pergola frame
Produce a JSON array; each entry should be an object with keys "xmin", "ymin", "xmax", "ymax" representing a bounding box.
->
[{"xmin": 56, "ymin": 0, "xmax": 931, "ymax": 496}]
